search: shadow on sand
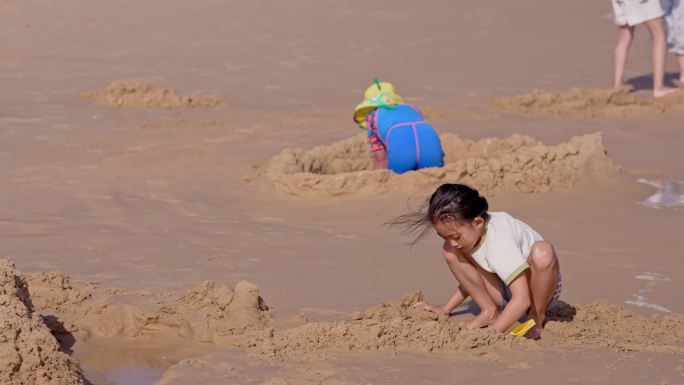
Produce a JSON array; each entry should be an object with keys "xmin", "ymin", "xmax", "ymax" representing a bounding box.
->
[{"xmin": 626, "ymin": 72, "xmax": 681, "ymax": 92}]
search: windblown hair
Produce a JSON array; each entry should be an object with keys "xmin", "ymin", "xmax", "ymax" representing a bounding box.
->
[{"xmin": 389, "ymin": 183, "xmax": 489, "ymax": 245}]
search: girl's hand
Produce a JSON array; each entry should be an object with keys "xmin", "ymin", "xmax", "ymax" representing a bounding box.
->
[{"xmin": 413, "ymin": 301, "xmax": 448, "ymax": 315}]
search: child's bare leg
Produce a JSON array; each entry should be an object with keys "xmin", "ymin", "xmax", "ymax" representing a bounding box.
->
[
  {"xmin": 526, "ymin": 241, "xmax": 560, "ymax": 326},
  {"xmin": 442, "ymin": 244, "xmax": 499, "ymax": 329},
  {"xmin": 614, "ymin": 25, "xmax": 635, "ymax": 89},
  {"xmin": 678, "ymin": 54, "xmax": 684, "ymax": 84},
  {"xmin": 645, "ymin": 18, "xmax": 678, "ymax": 97}
]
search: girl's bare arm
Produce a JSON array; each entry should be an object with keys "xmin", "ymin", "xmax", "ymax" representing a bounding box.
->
[{"xmin": 491, "ymin": 272, "xmax": 531, "ymax": 333}]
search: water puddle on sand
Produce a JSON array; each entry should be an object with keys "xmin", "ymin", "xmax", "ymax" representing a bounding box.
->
[
  {"xmin": 62, "ymin": 336, "xmax": 220, "ymax": 385},
  {"xmin": 96, "ymin": 365, "xmax": 164, "ymax": 385},
  {"xmin": 638, "ymin": 178, "xmax": 684, "ymax": 208}
]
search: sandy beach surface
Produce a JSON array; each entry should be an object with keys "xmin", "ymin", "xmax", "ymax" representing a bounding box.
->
[{"xmin": 1, "ymin": 1, "xmax": 683, "ymax": 384}]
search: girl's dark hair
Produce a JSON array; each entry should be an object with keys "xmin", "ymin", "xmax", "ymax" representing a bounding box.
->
[{"xmin": 388, "ymin": 183, "xmax": 489, "ymax": 245}]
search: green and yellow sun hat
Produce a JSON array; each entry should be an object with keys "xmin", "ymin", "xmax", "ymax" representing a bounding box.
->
[{"xmin": 353, "ymin": 79, "xmax": 404, "ymax": 126}]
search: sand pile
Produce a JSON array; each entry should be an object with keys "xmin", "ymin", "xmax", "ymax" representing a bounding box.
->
[
  {"xmin": 0, "ymin": 260, "xmax": 83, "ymax": 385},
  {"xmin": 489, "ymin": 88, "xmax": 684, "ymax": 118},
  {"xmin": 253, "ymin": 132, "xmax": 615, "ymax": 196},
  {"xmin": 27, "ymin": 272, "xmax": 271, "ymax": 344},
  {"xmin": 78, "ymin": 80, "xmax": 226, "ymax": 108},
  {"xmin": 249, "ymin": 292, "xmax": 684, "ymax": 363},
  {"xmin": 251, "ymin": 291, "xmax": 519, "ymax": 362},
  {"xmin": 540, "ymin": 300, "xmax": 684, "ymax": 353}
]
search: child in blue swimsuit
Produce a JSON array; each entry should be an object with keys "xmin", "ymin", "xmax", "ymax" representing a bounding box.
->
[{"xmin": 354, "ymin": 80, "xmax": 444, "ymax": 174}]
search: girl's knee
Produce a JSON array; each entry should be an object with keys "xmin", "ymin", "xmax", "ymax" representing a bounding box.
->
[{"xmin": 529, "ymin": 241, "xmax": 557, "ymax": 271}]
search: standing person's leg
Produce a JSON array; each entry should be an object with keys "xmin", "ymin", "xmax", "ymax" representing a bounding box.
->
[
  {"xmin": 644, "ymin": 17, "xmax": 678, "ymax": 97},
  {"xmin": 441, "ymin": 243, "xmax": 500, "ymax": 329},
  {"xmin": 526, "ymin": 241, "xmax": 560, "ymax": 326},
  {"xmin": 614, "ymin": 25, "xmax": 635, "ymax": 89},
  {"xmin": 678, "ymin": 55, "xmax": 684, "ymax": 83}
]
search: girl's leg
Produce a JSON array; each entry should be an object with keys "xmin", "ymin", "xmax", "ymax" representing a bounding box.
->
[
  {"xmin": 644, "ymin": 18, "xmax": 678, "ymax": 97},
  {"xmin": 678, "ymin": 54, "xmax": 684, "ymax": 84},
  {"xmin": 526, "ymin": 241, "xmax": 560, "ymax": 326},
  {"xmin": 614, "ymin": 25, "xmax": 635, "ymax": 89},
  {"xmin": 442, "ymin": 244, "xmax": 503, "ymax": 329}
]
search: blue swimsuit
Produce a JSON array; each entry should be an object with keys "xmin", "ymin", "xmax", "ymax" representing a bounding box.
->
[{"xmin": 366, "ymin": 104, "xmax": 444, "ymax": 174}]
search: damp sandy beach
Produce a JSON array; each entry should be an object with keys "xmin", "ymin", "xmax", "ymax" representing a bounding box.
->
[{"xmin": 1, "ymin": 0, "xmax": 683, "ymax": 384}]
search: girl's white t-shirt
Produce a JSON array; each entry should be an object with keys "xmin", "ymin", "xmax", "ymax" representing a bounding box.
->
[{"xmin": 469, "ymin": 212, "xmax": 543, "ymax": 286}]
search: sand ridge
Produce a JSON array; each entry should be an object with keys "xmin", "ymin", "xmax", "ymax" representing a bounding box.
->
[
  {"xmin": 78, "ymin": 80, "xmax": 227, "ymax": 109},
  {"xmin": 252, "ymin": 132, "xmax": 616, "ymax": 196},
  {"xmin": 26, "ymin": 272, "xmax": 271, "ymax": 345},
  {"xmin": 23, "ymin": 267, "xmax": 684, "ymax": 362},
  {"xmin": 248, "ymin": 292, "xmax": 684, "ymax": 363},
  {"xmin": 0, "ymin": 260, "xmax": 83, "ymax": 385},
  {"xmin": 489, "ymin": 88, "xmax": 684, "ymax": 118},
  {"xmin": 4, "ymin": 261, "xmax": 683, "ymax": 384}
]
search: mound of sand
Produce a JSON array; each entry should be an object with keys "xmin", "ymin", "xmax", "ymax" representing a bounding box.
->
[
  {"xmin": 0, "ymin": 260, "xmax": 83, "ymax": 385},
  {"xmin": 78, "ymin": 80, "xmax": 226, "ymax": 108},
  {"xmin": 252, "ymin": 132, "xmax": 615, "ymax": 196},
  {"xmin": 489, "ymin": 88, "xmax": 684, "ymax": 118},
  {"xmin": 251, "ymin": 291, "xmax": 521, "ymax": 362},
  {"xmin": 27, "ymin": 272, "xmax": 270, "ymax": 344},
  {"xmin": 250, "ymin": 292, "xmax": 684, "ymax": 363}
]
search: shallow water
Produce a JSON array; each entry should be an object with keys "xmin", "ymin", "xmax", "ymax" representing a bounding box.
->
[
  {"xmin": 638, "ymin": 178, "xmax": 684, "ymax": 207},
  {"xmin": 102, "ymin": 365, "xmax": 165, "ymax": 385},
  {"xmin": 68, "ymin": 337, "xmax": 218, "ymax": 385}
]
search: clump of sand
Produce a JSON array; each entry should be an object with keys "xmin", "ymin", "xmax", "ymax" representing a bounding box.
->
[
  {"xmin": 0, "ymin": 259, "xmax": 83, "ymax": 385},
  {"xmin": 78, "ymin": 80, "xmax": 226, "ymax": 108},
  {"xmin": 489, "ymin": 87, "xmax": 684, "ymax": 118},
  {"xmin": 27, "ymin": 272, "xmax": 270, "ymax": 344},
  {"xmin": 252, "ymin": 132, "xmax": 615, "ymax": 196}
]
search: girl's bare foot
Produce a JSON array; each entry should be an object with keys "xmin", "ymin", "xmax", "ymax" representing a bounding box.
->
[
  {"xmin": 465, "ymin": 307, "xmax": 499, "ymax": 330},
  {"xmin": 653, "ymin": 87, "xmax": 678, "ymax": 98},
  {"xmin": 412, "ymin": 301, "xmax": 448, "ymax": 315}
]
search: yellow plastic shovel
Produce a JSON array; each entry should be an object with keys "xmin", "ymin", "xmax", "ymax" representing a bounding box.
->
[{"xmin": 510, "ymin": 319, "xmax": 536, "ymax": 337}]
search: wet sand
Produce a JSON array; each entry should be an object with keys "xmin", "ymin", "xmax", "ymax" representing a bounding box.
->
[{"xmin": 1, "ymin": 0, "xmax": 683, "ymax": 384}]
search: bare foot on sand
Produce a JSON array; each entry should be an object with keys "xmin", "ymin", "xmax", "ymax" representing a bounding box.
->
[
  {"xmin": 465, "ymin": 307, "xmax": 499, "ymax": 330},
  {"xmin": 412, "ymin": 301, "xmax": 449, "ymax": 315},
  {"xmin": 653, "ymin": 87, "xmax": 679, "ymax": 98}
]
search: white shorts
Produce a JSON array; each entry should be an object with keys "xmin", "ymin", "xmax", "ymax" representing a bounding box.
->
[
  {"xmin": 612, "ymin": 0, "xmax": 665, "ymax": 26},
  {"xmin": 666, "ymin": 0, "xmax": 684, "ymax": 54}
]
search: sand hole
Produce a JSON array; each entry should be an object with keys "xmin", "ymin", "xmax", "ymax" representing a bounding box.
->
[{"xmin": 252, "ymin": 132, "xmax": 616, "ymax": 196}]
